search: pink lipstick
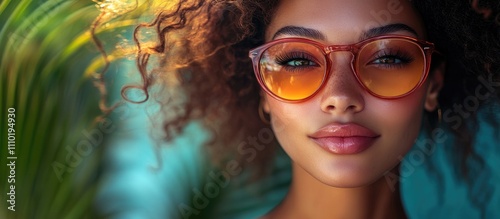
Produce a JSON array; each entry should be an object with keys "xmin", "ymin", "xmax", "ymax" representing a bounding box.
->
[{"xmin": 309, "ymin": 123, "xmax": 380, "ymax": 154}]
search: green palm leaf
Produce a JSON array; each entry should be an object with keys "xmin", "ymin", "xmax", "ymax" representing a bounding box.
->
[{"xmin": 0, "ymin": 0, "xmax": 124, "ymax": 218}]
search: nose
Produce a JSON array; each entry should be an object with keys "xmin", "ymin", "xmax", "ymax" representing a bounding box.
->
[{"xmin": 319, "ymin": 52, "xmax": 365, "ymax": 115}]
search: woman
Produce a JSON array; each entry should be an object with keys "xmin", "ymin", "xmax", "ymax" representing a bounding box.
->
[
  {"xmin": 254, "ymin": 0, "xmax": 441, "ymax": 218},
  {"xmin": 96, "ymin": 0, "xmax": 500, "ymax": 218}
]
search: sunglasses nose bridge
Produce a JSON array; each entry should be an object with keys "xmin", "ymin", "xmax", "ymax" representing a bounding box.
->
[
  {"xmin": 323, "ymin": 45, "xmax": 356, "ymax": 70},
  {"xmin": 324, "ymin": 45, "xmax": 356, "ymax": 62},
  {"xmin": 324, "ymin": 45, "xmax": 353, "ymax": 54}
]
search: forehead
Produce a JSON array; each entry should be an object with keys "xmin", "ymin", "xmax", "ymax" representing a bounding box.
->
[{"xmin": 266, "ymin": 0, "xmax": 426, "ymax": 43}]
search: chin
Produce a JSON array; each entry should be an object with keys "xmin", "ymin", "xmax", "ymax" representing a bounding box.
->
[
  {"xmin": 307, "ymin": 161, "xmax": 397, "ymax": 188},
  {"xmin": 317, "ymin": 174, "xmax": 383, "ymax": 188}
]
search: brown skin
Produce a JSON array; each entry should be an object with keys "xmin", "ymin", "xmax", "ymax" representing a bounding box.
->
[{"xmin": 261, "ymin": 0, "xmax": 444, "ymax": 218}]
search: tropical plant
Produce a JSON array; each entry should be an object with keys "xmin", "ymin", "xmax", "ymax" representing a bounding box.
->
[{"xmin": 0, "ymin": 0, "xmax": 120, "ymax": 218}]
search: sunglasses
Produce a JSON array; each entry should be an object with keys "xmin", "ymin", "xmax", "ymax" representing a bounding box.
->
[{"xmin": 249, "ymin": 35, "xmax": 436, "ymax": 101}]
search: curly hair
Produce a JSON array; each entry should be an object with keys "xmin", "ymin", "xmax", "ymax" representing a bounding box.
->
[
  {"xmin": 102, "ymin": 0, "xmax": 499, "ymax": 180},
  {"xmin": 124, "ymin": 0, "xmax": 281, "ymax": 173},
  {"xmin": 413, "ymin": 0, "xmax": 500, "ymax": 212}
]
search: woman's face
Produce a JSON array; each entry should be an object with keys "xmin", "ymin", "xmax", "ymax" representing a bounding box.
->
[{"xmin": 262, "ymin": 0, "xmax": 441, "ymax": 187}]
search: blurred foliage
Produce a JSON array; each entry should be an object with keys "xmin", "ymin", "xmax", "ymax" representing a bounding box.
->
[
  {"xmin": 0, "ymin": 0, "xmax": 162, "ymax": 217},
  {"xmin": 0, "ymin": 0, "xmax": 118, "ymax": 218}
]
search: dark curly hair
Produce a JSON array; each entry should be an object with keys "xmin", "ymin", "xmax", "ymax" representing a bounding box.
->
[{"xmin": 413, "ymin": 0, "xmax": 500, "ymax": 213}]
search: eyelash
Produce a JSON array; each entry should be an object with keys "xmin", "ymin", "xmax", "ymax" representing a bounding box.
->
[
  {"xmin": 275, "ymin": 51, "xmax": 319, "ymax": 69},
  {"xmin": 275, "ymin": 51, "xmax": 314, "ymax": 62},
  {"xmin": 370, "ymin": 49, "xmax": 414, "ymax": 66}
]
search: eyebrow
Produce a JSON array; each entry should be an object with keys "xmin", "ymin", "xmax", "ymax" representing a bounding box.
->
[
  {"xmin": 272, "ymin": 26, "xmax": 326, "ymax": 40},
  {"xmin": 360, "ymin": 23, "xmax": 419, "ymax": 40},
  {"xmin": 271, "ymin": 23, "xmax": 419, "ymax": 41}
]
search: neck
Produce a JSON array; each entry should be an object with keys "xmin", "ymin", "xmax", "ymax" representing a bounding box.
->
[{"xmin": 264, "ymin": 163, "xmax": 406, "ymax": 219}]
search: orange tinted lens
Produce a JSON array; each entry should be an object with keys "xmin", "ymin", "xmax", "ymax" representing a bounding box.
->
[
  {"xmin": 356, "ymin": 39, "xmax": 425, "ymax": 97},
  {"xmin": 259, "ymin": 42, "xmax": 326, "ymax": 100}
]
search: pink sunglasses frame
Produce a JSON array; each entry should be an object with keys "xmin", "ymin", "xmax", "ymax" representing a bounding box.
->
[{"xmin": 249, "ymin": 35, "xmax": 436, "ymax": 102}]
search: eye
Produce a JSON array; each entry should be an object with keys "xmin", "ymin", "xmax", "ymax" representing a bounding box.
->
[
  {"xmin": 275, "ymin": 51, "xmax": 320, "ymax": 70},
  {"xmin": 372, "ymin": 56, "xmax": 404, "ymax": 64},
  {"xmin": 369, "ymin": 49, "xmax": 414, "ymax": 67},
  {"xmin": 286, "ymin": 59, "xmax": 317, "ymax": 67}
]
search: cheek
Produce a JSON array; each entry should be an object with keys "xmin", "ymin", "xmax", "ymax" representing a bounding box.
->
[
  {"xmin": 367, "ymin": 89, "xmax": 427, "ymax": 160},
  {"xmin": 266, "ymin": 95, "xmax": 316, "ymax": 132},
  {"xmin": 374, "ymin": 89, "xmax": 426, "ymax": 131},
  {"xmin": 372, "ymin": 97, "xmax": 424, "ymax": 131},
  {"xmin": 267, "ymin": 100, "xmax": 298, "ymax": 140},
  {"xmin": 265, "ymin": 95, "xmax": 316, "ymax": 156}
]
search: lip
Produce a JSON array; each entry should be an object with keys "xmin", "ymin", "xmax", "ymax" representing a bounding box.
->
[{"xmin": 308, "ymin": 123, "xmax": 380, "ymax": 154}]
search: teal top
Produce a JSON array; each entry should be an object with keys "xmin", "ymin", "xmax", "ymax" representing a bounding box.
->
[{"xmin": 95, "ymin": 103, "xmax": 500, "ymax": 219}]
